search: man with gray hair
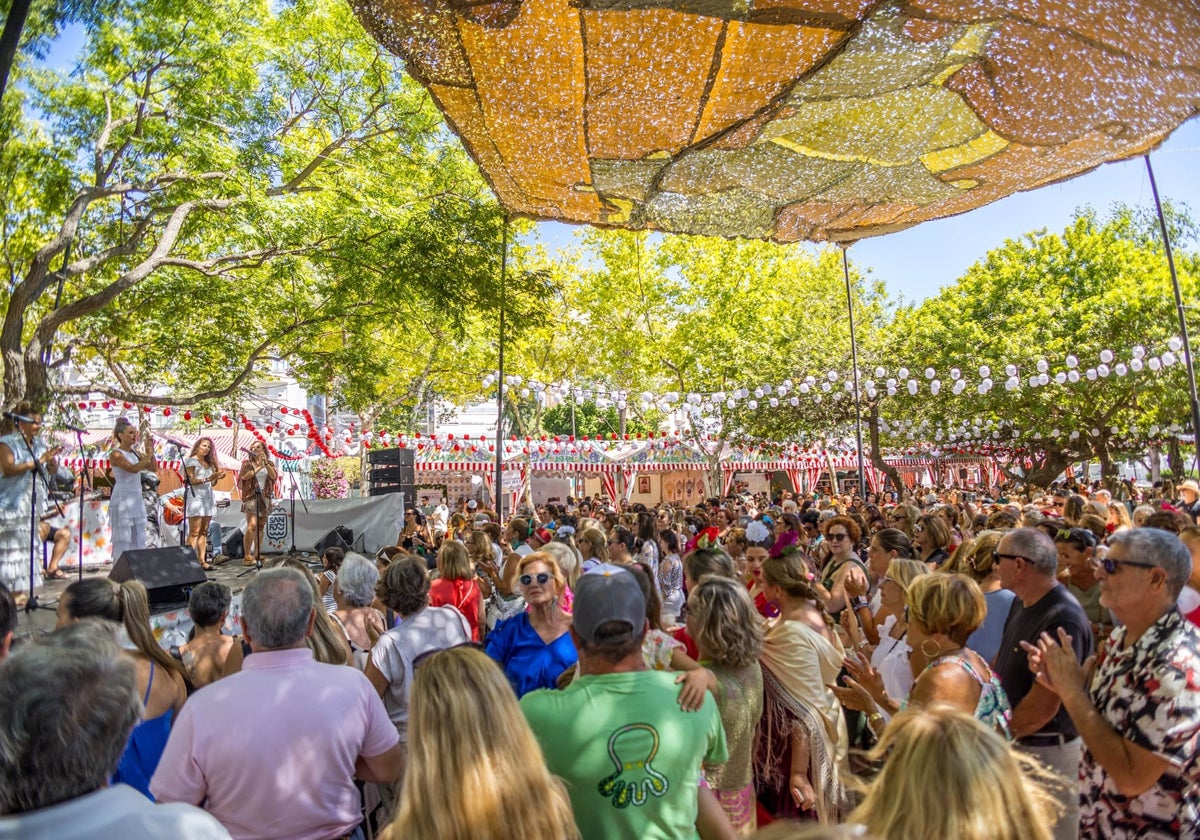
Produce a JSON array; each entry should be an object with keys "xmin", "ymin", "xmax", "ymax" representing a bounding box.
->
[
  {"xmin": 151, "ymin": 567, "xmax": 402, "ymax": 839},
  {"xmin": 1028, "ymin": 527, "xmax": 1200, "ymax": 838},
  {"xmin": 0, "ymin": 622, "xmax": 229, "ymax": 838},
  {"xmin": 993, "ymin": 527, "xmax": 1094, "ymax": 840}
]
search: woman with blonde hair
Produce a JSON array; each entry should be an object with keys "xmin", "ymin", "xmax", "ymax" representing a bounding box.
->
[
  {"xmin": 57, "ymin": 578, "xmax": 189, "ymax": 798},
  {"xmin": 687, "ymin": 576, "xmax": 764, "ymax": 835},
  {"xmin": 755, "ymin": 550, "xmax": 849, "ymax": 823},
  {"xmin": 840, "ymin": 558, "xmax": 929, "ymax": 718},
  {"xmin": 848, "ymin": 704, "xmax": 1059, "ymax": 840},
  {"xmin": 960, "ymin": 531, "xmax": 1016, "ymax": 663},
  {"xmin": 380, "ymin": 646, "xmax": 578, "ymax": 840},
  {"xmin": 484, "ymin": 551, "xmax": 576, "ymax": 697},
  {"xmin": 429, "ymin": 540, "xmax": 483, "ymax": 642},
  {"xmin": 841, "ymin": 574, "xmax": 1011, "ymax": 739},
  {"xmin": 576, "ymin": 526, "xmax": 609, "ymax": 574}
]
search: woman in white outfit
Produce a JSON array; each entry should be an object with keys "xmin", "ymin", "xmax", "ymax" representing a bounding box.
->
[
  {"xmin": 108, "ymin": 418, "xmax": 155, "ymax": 566},
  {"xmin": 0, "ymin": 403, "xmax": 63, "ymax": 604},
  {"xmin": 185, "ymin": 437, "xmax": 225, "ymax": 570}
]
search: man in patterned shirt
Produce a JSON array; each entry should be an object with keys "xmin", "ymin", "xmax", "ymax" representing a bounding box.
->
[{"xmin": 1027, "ymin": 527, "xmax": 1200, "ymax": 839}]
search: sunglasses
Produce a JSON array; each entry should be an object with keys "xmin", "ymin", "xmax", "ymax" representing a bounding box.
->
[
  {"xmin": 519, "ymin": 572, "xmax": 552, "ymax": 586},
  {"xmin": 1092, "ymin": 556, "xmax": 1157, "ymax": 575},
  {"xmin": 992, "ymin": 551, "xmax": 1030, "ymax": 564},
  {"xmin": 826, "ymin": 533, "xmax": 850, "ymax": 541}
]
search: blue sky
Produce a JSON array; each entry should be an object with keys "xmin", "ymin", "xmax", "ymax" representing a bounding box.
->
[{"xmin": 41, "ymin": 24, "xmax": 1199, "ymax": 305}]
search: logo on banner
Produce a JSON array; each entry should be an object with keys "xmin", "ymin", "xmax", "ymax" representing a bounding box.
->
[{"xmin": 266, "ymin": 505, "xmax": 289, "ymax": 544}]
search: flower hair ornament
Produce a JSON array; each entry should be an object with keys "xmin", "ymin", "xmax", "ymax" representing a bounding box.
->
[
  {"xmin": 745, "ymin": 519, "xmax": 772, "ymax": 547},
  {"xmin": 555, "ymin": 525, "xmax": 576, "ymax": 538},
  {"xmin": 685, "ymin": 526, "xmax": 721, "ymax": 554}
]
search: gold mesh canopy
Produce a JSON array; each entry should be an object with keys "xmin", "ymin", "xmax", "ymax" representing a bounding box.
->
[{"xmin": 350, "ymin": 0, "xmax": 1200, "ymax": 242}]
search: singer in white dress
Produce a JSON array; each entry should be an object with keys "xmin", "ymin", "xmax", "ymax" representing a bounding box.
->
[
  {"xmin": 108, "ymin": 417, "xmax": 155, "ymax": 565},
  {"xmin": 184, "ymin": 437, "xmax": 225, "ymax": 570}
]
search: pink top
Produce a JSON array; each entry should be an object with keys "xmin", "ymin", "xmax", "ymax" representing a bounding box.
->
[{"xmin": 150, "ymin": 647, "xmax": 398, "ymax": 840}]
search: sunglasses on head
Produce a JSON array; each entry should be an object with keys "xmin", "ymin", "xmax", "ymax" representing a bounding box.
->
[{"xmin": 519, "ymin": 572, "xmax": 552, "ymax": 586}]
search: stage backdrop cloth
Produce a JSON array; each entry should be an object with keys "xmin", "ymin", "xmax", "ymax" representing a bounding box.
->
[{"xmin": 213, "ymin": 493, "xmax": 404, "ymax": 556}]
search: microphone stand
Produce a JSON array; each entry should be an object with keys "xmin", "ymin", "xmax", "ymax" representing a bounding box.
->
[
  {"xmin": 72, "ymin": 426, "xmax": 87, "ymax": 583},
  {"xmin": 287, "ymin": 466, "xmax": 309, "ymax": 557},
  {"xmin": 16, "ymin": 433, "xmax": 55, "ymax": 613}
]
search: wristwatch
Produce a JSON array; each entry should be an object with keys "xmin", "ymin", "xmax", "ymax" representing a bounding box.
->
[{"xmin": 850, "ymin": 596, "xmax": 869, "ymax": 611}]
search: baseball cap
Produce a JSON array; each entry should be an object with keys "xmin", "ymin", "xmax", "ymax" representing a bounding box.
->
[
  {"xmin": 530, "ymin": 527, "xmax": 554, "ymax": 545},
  {"xmin": 467, "ymin": 499, "xmax": 478, "ymax": 509},
  {"xmin": 572, "ymin": 564, "xmax": 646, "ymax": 644}
]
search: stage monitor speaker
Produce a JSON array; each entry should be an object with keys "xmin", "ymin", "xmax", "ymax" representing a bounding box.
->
[
  {"xmin": 108, "ymin": 546, "xmax": 208, "ymax": 610},
  {"xmin": 367, "ymin": 447, "xmax": 414, "ymax": 498},
  {"xmin": 315, "ymin": 525, "xmax": 354, "ymax": 555}
]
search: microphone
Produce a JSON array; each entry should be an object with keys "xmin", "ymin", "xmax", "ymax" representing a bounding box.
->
[
  {"xmin": 166, "ymin": 437, "xmax": 188, "ymax": 448},
  {"xmin": 62, "ymin": 422, "xmax": 87, "ymax": 433},
  {"xmin": 2, "ymin": 411, "xmax": 35, "ymax": 424},
  {"xmin": 241, "ymin": 446, "xmax": 253, "ymax": 455}
]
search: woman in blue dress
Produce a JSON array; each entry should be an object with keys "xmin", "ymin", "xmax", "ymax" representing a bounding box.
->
[
  {"xmin": 485, "ymin": 551, "xmax": 577, "ymax": 697},
  {"xmin": 57, "ymin": 577, "xmax": 188, "ymax": 799}
]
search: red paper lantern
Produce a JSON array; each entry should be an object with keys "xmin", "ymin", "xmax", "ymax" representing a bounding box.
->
[
  {"xmin": 265, "ymin": 425, "xmax": 274, "ymax": 433},
  {"xmin": 77, "ymin": 402, "xmax": 87, "ymax": 410},
  {"xmin": 183, "ymin": 411, "xmax": 192, "ymax": 421},
  {"xmin": 203, "ymin": 415, "xmax": 211, "ymax": 424},
  {"xmin": 123, "ymin": 402, "xmax": 132, "ymax": 409}
]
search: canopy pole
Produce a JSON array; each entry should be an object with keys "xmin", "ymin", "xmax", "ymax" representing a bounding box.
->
[
  {"xmin": 841, "ymin": 244, "xmax": 866, "ymax": 498},
  {"xmin": 496, "ymin": 216, "xmax": 509, "ymax": 518},
  {"xmin": 1145, "ymin": 156, "xmax": 1200, "ymax": 473}
]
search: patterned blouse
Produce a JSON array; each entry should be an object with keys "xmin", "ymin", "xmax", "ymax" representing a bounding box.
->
[{"xmin": 1081, "ymin": 608, "xmax": 1200, "ymax": 839}]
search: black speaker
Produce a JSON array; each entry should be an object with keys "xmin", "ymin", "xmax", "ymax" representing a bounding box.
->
[
  {"xmin": 315, "ymin": 525, "xmax": 354, "ymax": 555},
  {"xmin": 109, "ymin": 546, "xmax": 207, "ymax": 610},
  {"xmin": 367, "ymin": 447, "xmax": 414, "ymax": 498}
]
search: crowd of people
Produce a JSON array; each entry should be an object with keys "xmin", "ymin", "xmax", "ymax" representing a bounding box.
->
[{"xmin": 2, "ymin": 404, "xmax": 1200, "ymax": 837}]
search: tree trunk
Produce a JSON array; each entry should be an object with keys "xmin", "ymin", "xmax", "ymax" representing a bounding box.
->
[
  {"xmin": 1168, "ymin": 438, "xmax": 1184, "ymax": 477},
  {"xmin": 867, "ymin": 403, "xmax": 904, "ymax": 494},
  {"xmin": 0, "ymin": 0, "xmax": 32, "ymax": 106}
]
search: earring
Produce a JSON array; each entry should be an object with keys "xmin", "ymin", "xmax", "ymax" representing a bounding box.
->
[{"xmin": 921, "ymin": 638, "xmax": 944, "ymax": 659}]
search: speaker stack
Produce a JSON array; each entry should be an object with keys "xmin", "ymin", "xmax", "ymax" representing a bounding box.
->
[{"xmin": 367, "ymin": 447, "xmax": 415, "ymax": 499}]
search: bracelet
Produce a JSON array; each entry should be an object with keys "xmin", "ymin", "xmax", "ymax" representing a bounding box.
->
[
  {"xmin": 850, "ymin": 597, "xmax": 869, "ymax": 611},
  {"xmin": 867, "ymin": 712, "xmax": 884, "ymax": 727}
]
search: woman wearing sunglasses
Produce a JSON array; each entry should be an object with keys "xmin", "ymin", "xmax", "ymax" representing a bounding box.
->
[
  {"xmin": 1054, "ymin": 527, "xmax": 1112, "ymax": 641},
  {"xmin": 484, "ymin": 552, "xmax": 577, "ymax": 698}
]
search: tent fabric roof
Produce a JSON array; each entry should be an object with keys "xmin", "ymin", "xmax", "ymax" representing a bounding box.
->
[{"xmin": 351, "ymin": 0, "xmax": 1200, "ymax": 242}]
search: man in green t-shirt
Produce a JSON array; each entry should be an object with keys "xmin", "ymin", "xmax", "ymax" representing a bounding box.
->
[{"xmin": 520, "ymin": 564, "xmax": 729, "ymax": 840}]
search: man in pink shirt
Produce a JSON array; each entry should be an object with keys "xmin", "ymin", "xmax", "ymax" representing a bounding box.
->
[{"xmin": 151, "ymin": 567, "xmax": 403, "ymax": 840}]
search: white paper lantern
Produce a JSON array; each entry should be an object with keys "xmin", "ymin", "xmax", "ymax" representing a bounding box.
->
[
  {"xmin": 907, "ymin": 380, "xmax": 918, "ymax": 395},
  {"xmin": 1068, "ymin": 370, "xmax": 1080, "ymax": 382},
  {"xmin": 1114, "ymin": 363, "xmax": 1127, "ymax": 376},
  {"xmin": 1097, "ymin": 364, "xmax": 1110, "ymax": 377},
  {"xmin": 924, "ymin": 367, "xmax": 936, "ymax": 379},
  {"xmin": 1005, "ymin": 364, "xmax": 1018, "ymax": 377},
  {"xmin": 1038, "ymin": 373, "xmax": 1049, "ymax": 385},
  {"xmin": 753, "ymin": 388, "xmax": 763, "ymax": 399},
  {"xmin": 1086, "ymin": 368, "xmax": 1098, "ymax": 380},
  {"xmin": 1148, "ymin": 357, "xmax": 1162, "ymax": 371},
  {"xmin": 827, "ymin": 370, "xmax": 838, "ymax": 382},
  {"xmin": 1168, "ymin": 337, "xmax": 1183, "ymax": 352},
  {"xmin": 887, "ymin": 387, "xmax": 898, "ymax": 396},
  {"xmin": 1028, "ymin": 375, "xmax": 1039, "ymax": 387},
  {"xmin": 897, "ymin": 367, "xmax": 909, "ymax": 379},
  {"xmin": 1163, "ymin": 351, "xmax": 1177, "ymax": 366},
  {"xmin": 726, "ymin": 399, "xmax": 736, "ymax": 409},
  {"xmin": 1065, "ymin": 355, "xmax": 1078, "ymax": 368},
  {"xmin": 1132, "ymin": 345, "xmax": 1146, "ymax": 359},
  {"xmin": 1036, "ymin": 359, "xmax": 1049, "ymax": 373},
  {"xmin": 789, "ymin": 396, "xmax": 799, "ymax": 407},
  {"xmin": 814, "ymin": 395, "xmax": 823, "ymax": 403},
  {"xmin": 520, "ymin": 388, "xmax": 530, "ymax": 398},
  {"xmin": 799, "ymin": 383, "xmax": 810, "ymax": 393},
  {"xmin": 1099, "ymin": 349, "xmax": 1114, "ymax": 364},
  {"xmin": 1090, "ymin": 427, "xmax": 1100, "ymax": 437},
  {"xmin": 1004, "ymin": 379, "xmax": 1018, "ymax": 391},
  {"xmin": 747, "ymin": 400, "xmax": 758, "ymax": 410},
  {"xmin": 821, "ymin": 382, "xmax": 832, "ymax": 392},
  {"xmin": 1051, "ymin": 429, "xmax": 1061, "ymax": 437},
  {"xmin": 874, "ymin": 366, "xmax": 886, "ymax": 378},
  {"xmin": 979, "ymin": 365, "xmax": 991, "ymax": 378},
  {"xmin": 886, "ymin": 378, "xmax": 897, "ymax": 388},
  {"xmin": 769, "ymin": 397, "xmax": 779, "ymax": 408},
  {"xmin": 1131, "ymin": 358, "xmax": 1144, "ymax": 372},
  {"xmin": 930, "ymin": 380, "xmax": 941, "ymax": 395},
  {"xmin": 763, "ymin": 384, "xmax": 774, "ymax": 395},
  {"xmin": 1070, "ymin": 431, "xmax": 1079, "ymax": 440}
]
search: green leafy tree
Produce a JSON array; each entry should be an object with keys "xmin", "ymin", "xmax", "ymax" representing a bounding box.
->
[
  {"xmin": 884, "ymin": 205, "xmax": 1198, "ymax": 488},
  {"xmin": 1, "ymin": 0, "xmax": 498, "ymax": 411}
]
